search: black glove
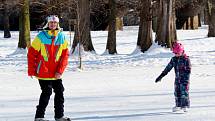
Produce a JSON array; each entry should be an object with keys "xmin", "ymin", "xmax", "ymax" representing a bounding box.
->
[{"xmin": 155, "ymin": 76, "xmax": 162, "ymax": 83}]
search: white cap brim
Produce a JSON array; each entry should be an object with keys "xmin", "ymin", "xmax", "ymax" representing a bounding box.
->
[{"xmin": 47, "ymin": 16, "xmax": 59, "ymax": 22}]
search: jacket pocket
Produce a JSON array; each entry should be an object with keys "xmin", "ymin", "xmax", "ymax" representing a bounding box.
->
[{"xmin": 36, "ymin": 60, "xmax": 49, "ymax": 76}]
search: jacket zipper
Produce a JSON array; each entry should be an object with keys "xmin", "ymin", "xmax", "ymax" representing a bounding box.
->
[{"xmin": 37, "ymin": 60, "xmax": 42, "ymax": 74}]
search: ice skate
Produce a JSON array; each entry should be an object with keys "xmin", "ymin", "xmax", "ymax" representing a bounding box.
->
[
  {"xmin": 55, "ymin": 117, "xmax": 71, "ymax": 121},
  {"xmin": 34, "ymin": 118, "xmax": 49, "ymax": 121},
  {"xmin": 181, "ymin": 107, "xmax": 188, "ymax": 112},
  {"xmin": 172, "ymin": 106, "xmax": 181, "ymax": 112}
]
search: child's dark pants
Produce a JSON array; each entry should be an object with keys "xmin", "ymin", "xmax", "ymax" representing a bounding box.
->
[{"xmin": 174, "ymin": 83, "xmax": 190, "ymax": 108}]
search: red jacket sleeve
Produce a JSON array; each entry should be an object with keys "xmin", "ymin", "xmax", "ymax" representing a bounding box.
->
[{"xmin": 27, "ymin": 47, "xmax": 40, "ymax": 76}]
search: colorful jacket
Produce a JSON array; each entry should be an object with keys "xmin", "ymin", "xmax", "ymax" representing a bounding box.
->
[
  {"xmin": 28, "ymin": 30, "xmax": 69, "ymax": 80},
  {"xmin": 160, "ymin": 55, "xmax": 191, "ymax": 84}
]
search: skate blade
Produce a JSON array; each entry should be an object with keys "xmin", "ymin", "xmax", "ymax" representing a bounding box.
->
[{"xmin": 172, "ymin": 110, "xmax": 187, "ymax": 114}]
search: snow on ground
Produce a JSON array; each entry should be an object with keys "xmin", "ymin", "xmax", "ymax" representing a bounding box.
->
[{"xmin": 0, "ymin": 26, "xmax": 215, "ymax": 121}]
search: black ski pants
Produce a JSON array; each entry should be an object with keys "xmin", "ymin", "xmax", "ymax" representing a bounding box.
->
[{"xmin": 35, "ymin": 79, "xmax": 64, "ymax": 119}]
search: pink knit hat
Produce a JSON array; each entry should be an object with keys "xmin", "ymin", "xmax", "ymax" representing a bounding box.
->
[{"xmin": 172, "ymin": 42, "xmax": 184, "ymax": 54}]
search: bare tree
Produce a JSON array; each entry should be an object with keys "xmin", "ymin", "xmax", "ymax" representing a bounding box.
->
[
  {"xmin": 175, "ymin": 0, "xmax": 207, "ymax": 30},
  {"xmin": 3, "ymin": 0, "xmax": 11, "ymax": 38},
  {"xmin": 155, "ymin": 0, "xmax": 177, "ymax": 48},
  {"xmin": 106, "ymin": 0, "xmax": 117, "ymax": 54},
  {"xmin": 90, "ymin": 0, "xmax": 139, "ymax": 30},
  {"xmin": 72, "ymin": 0, "xmax": 94, "ymax": 53},
  {"xmin": 137, "ymin": 0, "xmax": 152, "ymax": 53},
  {"xmin": 18, "ymin": 0, "xmax": 31, "ymax": 49},
  {"xmin": 1, "ymin": 0, "xmax": 18, "ymax": 38},
  {"xmin": 208, "ymin": 0, "xmax": 215, "ymax": 37}
]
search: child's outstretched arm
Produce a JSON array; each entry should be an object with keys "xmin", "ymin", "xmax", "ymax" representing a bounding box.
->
[
  {"xmin": 155, "ymin": 58, "xmax": 174, "ymax": 83},
  {"xmin": 155, "ymin": 75, "xmax": 163, "ymax": 83}
]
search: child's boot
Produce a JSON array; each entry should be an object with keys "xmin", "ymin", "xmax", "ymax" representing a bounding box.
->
[
  {"xmin": 181, "ymin": 107, "xmax": 188, "ymax": 112},
  {"xmin": 34, "ymin": 118, "xmax": 49, "ymax": 121},
  {"xmin": 55, "ymin": 117, "xmax": 71, "ymax": 121},
  {"xmin": 172, "ymin": 106, "xmax": 181, "ymax": 112}
]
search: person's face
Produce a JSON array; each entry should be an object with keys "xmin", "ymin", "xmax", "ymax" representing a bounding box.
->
[
  {"xmin": 48, "ymin": 21, "xmax": 58, "ymax": 30},
  {"xmin": 174, "ymin": 52, "xmax": 182, "ymax": 57}
]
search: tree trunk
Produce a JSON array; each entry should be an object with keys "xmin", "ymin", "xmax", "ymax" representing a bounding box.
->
[
  {"xmin": 116, "ymin": 17, "xmax": 123, "ymax": 31},
  {"xmin": 155, "ymin": 0, "xmax": 177, "ymax": 48},
  {"xmin": 198, "ymin": 14, "xmax": 202, "ymax": 27},
  {"xmin": 152, "ymin": 17, "xmax": 157, "ymax": 32},
  {"xmin": 183, "ymin": 16, "xmax": 199, "ymax": 30},
  {"xmin": 72, "ymin": 0, "xmax": 94, "ymax": 52},
  {"xmin": 152, "ymin": 1, "xmax": 159, "ymax": 32},
  {"xmin": 204, "ymin": 7, "xmax": 209, "ymax": 25},
  {"xmin": 18, "ymin": 0, "xmax": 31, "ymax": 49},
  {"xmin": 137, "ymin": 0, "xmax": 152, "ymax": 53},
  {"xmin": 208, "ymin": 0, "xmax": 215, "ymax": 37},
  {"xmin": 106, "ymin": 0, "xmax": 117, "ymax": 54},
  {"xmin": 19, "ymin": 14, "xmax": 24, "ymax": 48},
  {"xmin": 155, "ymin": 0, "xmax": 167, "ymax": 45},
  {"xmin": 3, "ymin": 0, "xmax": 11, "ymax": 38}
]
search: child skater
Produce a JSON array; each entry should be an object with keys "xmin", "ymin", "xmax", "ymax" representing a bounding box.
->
[{"xmin": 155, "ymin": 42, "xmax": 191, "ymax": 112}]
